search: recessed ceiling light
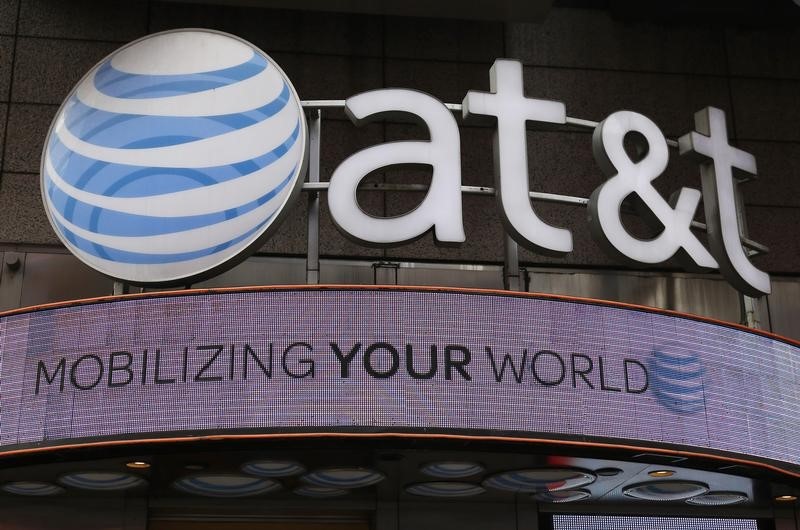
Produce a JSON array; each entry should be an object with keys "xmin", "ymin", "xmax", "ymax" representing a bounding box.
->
[
  {"xmin": 1, "ymin": 481, "xmax": 64, "ymax": 496},
  {"xmin": 242, "ymin": 460, "xmax": 305, "ymax": 478},
  {"xmin": 775, "ymin": 495, "xmax": 798, "ymax": 502},
  {"xmin": 301, "ymin": 468, "xmax": 385, "ymax": 489},
  {"xmin": 59, "ymin": 472, "xmax": 146, "ymax": 491},
  {"xmin": 406, "ymin": 482, "xmax": 485, "ymax": 498},
  {"xmin": 623, "ymin": 481, "xmax": 708, "ymax": 501},
  {"xmin": 173, "ymin": 474, "xmax": 280, "ymax": 497},
  {"xmin": 294, "ymin": 486, "xmax": 350, "ymax": 498},
  {"xmin": 648, "ymin": 470, "xmax": 675, "ymax": 478},
  {"xmin": 687, "ymin": 491, "xmax": 748, "ymax": 506},
  {"xmin": 483, "ymin": 468, "xmax": 596, "ymax": 492},
  {"xmin": 420, "ymin": 462, "xmax": 485, "ymax": 479},
  {"xmin": 125, "ymin": 461, "xmax": 150, "ymax": 470},
  {"xmin": 595, "ymin": 468, "xmax": 622, "ymax": 477},
  {"xmin": 534, "ymin": 489, "xmax": 591, "ymax": 503}
]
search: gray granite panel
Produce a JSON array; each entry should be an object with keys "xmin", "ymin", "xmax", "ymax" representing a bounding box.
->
[
  {"xmin": 150, "ymin": 1, "xmax": 382, "ymax": 57},
  {"xmin": 3, "ymin": 103, "xmax": 55, "ymax": 172},
  {"xmin": 0, "ymin": 0, "xmax": 17, "ymax": 35},
  {"xmin": 745, "ymin": 205, "xmax": 800, "ymax": 274},
  {"xmin": 726, "ymin": 25, "xmax": 800, "ymax": 79},
  {"xmin": 319, "ymin": 191, "xmax": 384, "ymax": 258},
  {"xmin": 0, "ymin": 172, "xmax": 57, "ymax": 244},
  {"xmin": 319, "ymin": 119, "xmax": 384, "ymax": 181},
  {"xmin": 257, "ymin": 196, "xmax": 307, "ymax": 256},
  {"xmin": 384, "ymin": 59, "xmax": 491, "ymax": 105},
  {"xmin": 524, "ymin": 66, "xmax": 732, "ymax": 137},
  {"xmin": 508, "ymin": 8, "xmax": 727, "ymax": 75},
  {"xmin": 12, "ymin": 37, "xmax": 118, "ymax": 104},
  {"xmin": 261, "ymin": 119, "xmax": 385, "ymax": 258},
  {"xmin": 384, "ymin": 193, "xmax": 505, "ymax": 263},
  {"xmin": 739, "ymin": 141, "xmax": 800, "ymax": 208},
  {"xmin": 517, "ymin": 203, "xmax": 616, "ymax": 267},
  {"xmin": 0, "ymin": 102, "xmax": 6, "ymax": 168},
  {"xmin": 271, "ymin": 52, "xmax": 382, "ymax": 100},
  {"xmin": 527, "ymin": 130, "xmax": 596, "ymax": 199},
  {"xmin": 731, "ymin": 78, "xmax": 800, "ymax": 142},
  {"xmin": 261, "ymin": 188, "xmax": 383, "ymax": 258},
  {"xmin": 0, "ymin": 36, "xmax": 12, "ymax": 101},
  {"xmin": 459, "ymin": 126, "xmax": 495, "ymax": 187},
  {"xmin": 18, "ymin": 0, "xmax": 147, "ymax": 41},
  {"xmin": 385, "ymin": 16, "xmax": 504, "ymax": 62}
]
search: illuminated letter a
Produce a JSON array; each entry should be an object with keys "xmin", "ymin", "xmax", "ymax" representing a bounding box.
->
[{"xmin": 328, "ymin": 89, "xmax": 465, "ymax": 246}]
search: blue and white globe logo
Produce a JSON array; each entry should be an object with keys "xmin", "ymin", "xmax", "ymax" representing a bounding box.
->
[
  {"xmin": 649, "ymin": 346, "xmax": 706, "ymax": 414},
  {"xmin": 41, "ymin": 29, "xmax": 307, "ymax": 285}
]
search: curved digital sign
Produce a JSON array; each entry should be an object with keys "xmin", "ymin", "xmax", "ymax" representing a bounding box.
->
[{"xmin": 0, "ymin": 288, "xmax": 797, "ymax": 474}]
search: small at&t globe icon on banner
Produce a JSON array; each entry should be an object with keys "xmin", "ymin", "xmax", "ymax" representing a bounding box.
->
[{"xmin": 40, "ymin": 29, "xmax": 308, "ymax": 285}]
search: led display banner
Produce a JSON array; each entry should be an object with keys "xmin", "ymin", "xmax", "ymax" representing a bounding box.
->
[{"xmin": 0, "ymin": 288, "xmax": 797, "ymax": 472}]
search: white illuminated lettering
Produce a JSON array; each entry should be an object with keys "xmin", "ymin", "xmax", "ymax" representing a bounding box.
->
[
  {"xmin": 463, "ymin": 59, "xmax": 572, "ymax": 255},
  {"xmin": 678, "ymin": 107, "xmax": 770, "ymax": 296},
  {"xmin": 327, "ymin": 89, "xmax": 465, "ymax": 246},
  {"xmin": 588, "ymin": 111, "xmax": 718, "ymax": 269},
  {"xmin": 43, "ymin": 35, "xmax": 772, "ymax": 296}
]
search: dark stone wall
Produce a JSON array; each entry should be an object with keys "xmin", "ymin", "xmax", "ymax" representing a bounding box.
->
[{"xmin": 0, "ymin": 0, "xmax": 798, "ymax": 275}]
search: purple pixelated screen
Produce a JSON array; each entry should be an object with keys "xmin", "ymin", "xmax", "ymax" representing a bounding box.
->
[{"xmin": 0, "ymin": 288, "xmax": 797, "ymax": 469}]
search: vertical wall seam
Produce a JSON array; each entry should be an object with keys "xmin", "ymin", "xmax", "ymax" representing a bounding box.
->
[
  {"xmin": 0, "ymin": 0, "xmax": 24, "ymax": 190},
  {"xmin": 380, "ymin": 13, "xmax": 387, "ymax": 260}
]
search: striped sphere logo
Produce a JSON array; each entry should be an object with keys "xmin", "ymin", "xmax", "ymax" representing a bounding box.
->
[
  {"xmin": 41, "ymin": 30, "xmax": 307, "ymax": 285},
  {"xmin": 649, "ymin": 346, "xmax": 705, "ymax": 414}
]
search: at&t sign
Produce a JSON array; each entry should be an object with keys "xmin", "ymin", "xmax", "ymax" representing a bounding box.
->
[{"xmin": 41, "ymin": 29, "xmax": 770, "ymax": 296}]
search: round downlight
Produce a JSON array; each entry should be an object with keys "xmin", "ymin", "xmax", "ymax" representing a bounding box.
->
[
  {"xmin": 533, "ymin": 489, "xmax": 592, "ymax": 503},
  {"xmin": 686, "ymin": 491, "xmax": 749, "ymax": 506},
  {"xmin": 420, "ymin": 461, "xmax": 484, "ymax": 479},
  {"xmin": 301, "ymin": 468, "xmax": 385, "ymax": 489},
  {"xmin": 406, "ymin": 482, "xmax": 485, "ymax": 498},
  {"xmin": 595, "ymin": 468, "xmax": 623, "ymax": 477},
  {"xmin": 59, "ymin": 471, "xmax": 146, "ymax": 491},
  {"xmin": 623, "ymin": 481, "xmax": 709, "ymax": 501},
  {"xmin": 2, "ymin": 482, "xmax": 65, "ymax": 496},
  {"xmin": 173, "ymin": 474, "xmax": 280, "ymax": 497},
  {"xmin": 483, "ymin": 468, "xmax": 596, "ymax": 492},
  {"xmin": 242, "ymin": 460, "xmax": 306, "ymax": 477},
  {"xmin": 294, "ymin": 486, "xmax": 350, "ymax": 498}
]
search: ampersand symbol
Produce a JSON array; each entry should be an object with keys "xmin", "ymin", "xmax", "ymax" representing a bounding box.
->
[{"xmin": 587, "ymin": 111, "xmax": 717, "ymax": 269}]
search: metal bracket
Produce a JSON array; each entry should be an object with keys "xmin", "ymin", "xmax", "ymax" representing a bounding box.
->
[
  {"xmin": 372, "ymin": 262, "xmax": 400, "ymax": 285},
  {"xmin": 306, "ymin": 109, "xmax": 322, "ymax": 284}
]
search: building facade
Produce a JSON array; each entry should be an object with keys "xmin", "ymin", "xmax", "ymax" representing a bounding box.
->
[{"xmin": 0, "ymin": 0, "xmax": 798, "ymax": 529}]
